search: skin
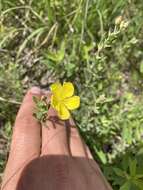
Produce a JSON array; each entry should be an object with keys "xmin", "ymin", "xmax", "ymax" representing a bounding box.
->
[{"xmin": 1, "ymin": 87, "xmax": 112, "ymax": 190}]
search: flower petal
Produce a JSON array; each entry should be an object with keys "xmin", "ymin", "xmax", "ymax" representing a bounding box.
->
[
  {"xmin": 51, "ymin": 95, "xmax": 60, "ymax": 111},
  {"xmin": 64, "ymin": 96, "xmax": 80, "ymax": 110},
  {"xmin": 50, "ymin": 82, "xmax": 62, "ymax": 91},
  {"xmin": 62, "ymin": 82, "xmax": 74, "ymax": 99},
  {"xmin": 58, "ymin": 103, "xmax": 70, "ymax": 120},
  {"xmin": 50, "ymin": 82, "xmax": 62, "ymax": 99}
]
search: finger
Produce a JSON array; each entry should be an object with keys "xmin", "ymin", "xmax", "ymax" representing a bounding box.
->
[
  {"xmin": 40, "ymin": 91, "xmax": 70, "ymax": 156},
  {"xmin": 41, "ymin": 106, "xmax": 70, "ymax": 156},
  {"xmin": 2, "ymin": 87, "xmax": 42, "ymax": 190},
  {"xmin": 68, "ymin": 118, "xmax": 93, "ymax": 159}
]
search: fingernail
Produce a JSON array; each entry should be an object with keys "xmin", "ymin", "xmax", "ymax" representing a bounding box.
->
[
  {"xmin": 30, "ymin": 87, "xmax": 41, "ymax": 95},
  {"xmin": 42, "ymin": 89, "xmax": 50, "ymax": 95}
]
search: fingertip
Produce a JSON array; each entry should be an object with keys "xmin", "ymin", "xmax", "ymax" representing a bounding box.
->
[
  {"xmin": 14, "ymin": 86, "xmax": 42, "ymax": 132},
  {"xmin": 41, "ymin": 89, "xmax": 50, "ymax": 95},
  {"xmin": 29, "ymin": 86, "xmax": 42, "ymax": 95},
  {"xmin": 21, "ymin": 86, "xmax": 42, "ymax": 107}
]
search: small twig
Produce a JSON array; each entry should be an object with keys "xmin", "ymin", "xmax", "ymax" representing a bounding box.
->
[
  {"xmin": 0, "ymin": 130, "xmax": 9, "ymax": 140},
  {"xmin": 0, "ymin": 97, "xmax": 21, "ymax": 105},
  {"xmin": 0, "ymin": 48, "xmax": 8, "ymax": 53}
]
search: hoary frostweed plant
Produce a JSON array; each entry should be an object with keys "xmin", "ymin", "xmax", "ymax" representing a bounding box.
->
[{"xmin": 33, "ymin": 82, "xmax": 80, "ymax": 123}]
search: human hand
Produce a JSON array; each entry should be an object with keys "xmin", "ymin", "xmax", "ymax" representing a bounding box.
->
[{"xmin": 1, "ymin": 87, "xmax": 112, "ymax": 190}]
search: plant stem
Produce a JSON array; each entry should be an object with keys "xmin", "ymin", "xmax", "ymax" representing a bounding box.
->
[{"xmin": 0, "ymin": 97, "xmax": 21, "ymax": 105}]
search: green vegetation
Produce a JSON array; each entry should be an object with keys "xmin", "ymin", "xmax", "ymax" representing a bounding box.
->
[{"xmin": 0, "ymin": 0, "xmax": 143, "ymax": 189}]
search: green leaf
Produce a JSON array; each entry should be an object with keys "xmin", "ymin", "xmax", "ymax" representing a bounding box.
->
[
  {"xmin": 47, "ymin": 41, "xmax": 65, "ymax": 63},
  {"xmin": 46, "ymin": 0, "xmax": 54, "ymax": 24},
  {"xmin": 122, "ymin": 155, "xmax": 130, "ymax": 171},
  {"xmin": 120, "ymin": 181, "xmax": 131, "ymax": 190},
  {"xmin": 136, "ymin": 174, "xmax": 143, "ymax": 179},
  {"xmin": 33, "ymin": 96, "xmax": 39, "ymax": 104},
  {"xmin": 94, "ymin": 146, "xmax": 107, "ymax": 164},
  {"xmin": 82, "ymin": 43, "xmax": 94, "ymax": 60},
  {"xmin": 129, "ymin": 158, "xmax": 137, "ymax": 177},
  {"xmin": 113, "ymin": 168, "xmax": 125, "ymax": 177},
  {"xmin": 33, "ymin": 96, "xmax": 49, "ymax": 123},
  {"xmin": 122, "ymin": 124, "xmax": 132, "ymax": 144},
  {"xmin": 134, "ymin": 179, "xmax": 143, "ymax": 190},
  {"xmin": 140, "ymin": 62, "xmax": 143, "ymax": 73},
  {"xmin": 134, "ymin": 125, "xmax": 141, "ymax": 141}
]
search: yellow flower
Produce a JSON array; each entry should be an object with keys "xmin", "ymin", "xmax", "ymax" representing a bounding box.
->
[{"xmin": 50, "ymin": 82, "xmax": 80, "ymax": 120}]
